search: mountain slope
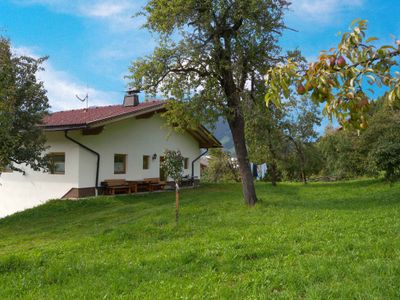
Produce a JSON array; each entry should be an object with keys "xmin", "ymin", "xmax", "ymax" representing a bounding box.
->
[{"xmin": 211, "ymin": 118, "xmax": 235, "ymax": 153}]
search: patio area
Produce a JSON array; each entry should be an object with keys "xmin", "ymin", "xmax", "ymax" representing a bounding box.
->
[{"xmin": 100, "ymin": 176, "xmax": 197, "ymax": 195}]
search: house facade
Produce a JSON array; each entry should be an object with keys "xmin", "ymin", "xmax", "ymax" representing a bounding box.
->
[{"xmin": 0, "ymin": 98, "xmax": 221, "ymax": 218}]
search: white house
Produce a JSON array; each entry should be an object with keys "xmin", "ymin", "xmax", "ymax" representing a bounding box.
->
[{"xmin": 0, "ymin": 94, "xmax": 221, "ymax": 218}]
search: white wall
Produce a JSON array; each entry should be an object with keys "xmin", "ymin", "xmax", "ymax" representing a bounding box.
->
[
  {"xmin": 0, "ymin": 113, "xmax": 202, "ymax": 218},
  {"xmin": 0, "ymin": 132, "xmax": 80, "ymax": 218},
  {"xmin": 72, "ymin": 113, "xmax": 201, "ymax": 184},
  {"xmin": 77, "ymin": 145, "xmax": 97, "ymax": 188}
]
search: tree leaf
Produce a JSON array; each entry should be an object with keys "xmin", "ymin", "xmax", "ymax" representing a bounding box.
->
[
  {"xmin": 365, "ymin": 37, "xmax": 378, "ymax": 43},
  {"xmin": 350, "ymin": 18, "xmax": 361, "ymax": 27},
  {"xmin": 366, "ymin": 75, "xmax": 376, "ymax": 84}
]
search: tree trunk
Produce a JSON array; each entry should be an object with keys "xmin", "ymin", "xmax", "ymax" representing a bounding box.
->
[
  {"xmin": 301, "ymin": 169, "xmax": 307, "ymax": 184},
  {"xmin": 290, "ymin": 137, "xmax": 307, "ymax": 185},
  {"xmin": 270, "ymin": 161, "xmax": 278, "ymax": 187},
  {"xmin": 217, "ymin": 34, "xmax": 257, "ymax": 206},
  {"xmin": 175, "ymin": 182, "xmax": 179, "ymax": 223},
  {"xmin": 299, "ymin": 153, "xmax": 307, "ymax": 184},
  {"xmin": 228, "ymin": 114, "xmax": 257, "ymax": 206}
]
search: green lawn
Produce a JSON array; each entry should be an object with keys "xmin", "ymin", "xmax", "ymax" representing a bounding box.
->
[{"xmin": 1, "ymin": 180, "xmax": 400, "ymax": 299}]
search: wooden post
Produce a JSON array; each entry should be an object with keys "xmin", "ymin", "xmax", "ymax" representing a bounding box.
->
[{"xmin": 175, "ymin": 182, "xmax": 179, "ymax": 223}]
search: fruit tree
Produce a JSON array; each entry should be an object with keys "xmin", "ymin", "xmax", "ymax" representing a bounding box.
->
[{"xmin": 265, "ymin": 19, "xmax": 400, "ymax": 129}]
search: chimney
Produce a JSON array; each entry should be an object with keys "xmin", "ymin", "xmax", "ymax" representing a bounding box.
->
[{"xmin": 123, "ymin": 89, "xmax": 140, "ymax": 107}]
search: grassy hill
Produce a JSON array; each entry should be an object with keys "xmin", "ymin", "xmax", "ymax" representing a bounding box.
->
[{"xmin": 1, "ymin": 180, "xmax": 400, "ymax": 299}]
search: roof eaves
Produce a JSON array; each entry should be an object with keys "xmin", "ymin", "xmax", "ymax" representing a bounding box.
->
[
  {"xmin": 198, "ymin": 125, "xmax": 223, "ymax": 147},
  {"xmin": 188, "ymin": 126, "xmax": 222, "ymax": 148},
  {"xmin": 87, "ymin": 103, "xmax": 166, "ymax": 127},
  {"xmin": 42, "ymin": 124, "xmax": 88, "ymax": 132}
]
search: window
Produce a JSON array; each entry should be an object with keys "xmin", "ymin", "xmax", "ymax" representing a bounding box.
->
[
  {"xmin": 143, "ymin": 155, "xmax": 150, "ymax": 170},
  {"xmin": 184, "ymin": 158, "xmax": 189, "ymax": 169},
  {"xmin": 48, "ymin": 153, "xmax": 65, "ymax": 174},
  {"xmin": 114, "ymin": 154, "xmax": 127, "ymax": 174}
]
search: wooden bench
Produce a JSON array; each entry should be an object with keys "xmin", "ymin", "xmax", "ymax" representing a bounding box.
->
[
  {"xmin": 101, "ymin": 179, "xmax": 136, "ymax": 195},
  {"xmin": 143, "ymin": 178, "xmax": 166, "ymax": 192}
]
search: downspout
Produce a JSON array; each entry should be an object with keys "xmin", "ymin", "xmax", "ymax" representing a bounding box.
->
[
  {"xmin": 191, "ymin": 149, "xmax": 209, "ymax": 181},
  {"xmin": 64, "ymin": 130, "xmax": 100, "ymax": 196}
]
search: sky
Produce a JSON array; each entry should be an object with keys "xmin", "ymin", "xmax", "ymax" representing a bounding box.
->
[{"xmin": 0, "ymin": 0, "xmax": 399, "ymax": 114}]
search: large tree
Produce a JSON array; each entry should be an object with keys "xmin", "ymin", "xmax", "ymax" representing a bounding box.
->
[
  {"xmin": 129, "ymin": 0, "xmax": 289, "ymax": 206},
  {"xmin": 318, "ymin": 127, "xmax": 367, "ymax": 179},
  {"xmin": 317, "ymin": 93, "xmax": 400, "ymax": 181},
  {"xmin": 0, "ymin": 37, "xmax": 49, "ymax": 173},
  {"xmin": 245, "ymin": 96, "xmax": 286, "ymax": 186},
  {"xmin": 281, "ymin": 97, "xmax": 321, "ymax": 183},
  {"xmin": 361, "ymin": 100, "xmax": 400, "ymax": 182}
]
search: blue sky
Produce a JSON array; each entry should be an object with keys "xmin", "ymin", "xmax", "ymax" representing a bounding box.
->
[{"xmin": 0, "ymin": 0, "xmax": 399, "ymax": 113}]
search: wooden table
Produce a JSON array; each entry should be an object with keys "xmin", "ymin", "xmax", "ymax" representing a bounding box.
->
[
  {"xmin": 128, "ymin": 180, "xmax": 150, "ymax": 192},
  {"xmin": 127, "ymin": 181, "xmax": 138, "ymax": 193}
]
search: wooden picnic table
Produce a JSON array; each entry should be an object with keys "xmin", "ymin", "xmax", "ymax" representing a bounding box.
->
[
  {"xmin": 102, "ymin": 179, "xmax": 131, "ymax": 195},
  {"xmin": 127, "ymin": 181, "xmax": 138, "ymax": 193},
  {"xmin": 128, "ymin": 178, "xmax": 166, "ymax": 192},
  {"xmin": 101, "ymin": 179, "xmax": 165, "ymax": 195},
  {"xmin": 127, "ymin": 180, "xmax": 151, "ymax": 192}
]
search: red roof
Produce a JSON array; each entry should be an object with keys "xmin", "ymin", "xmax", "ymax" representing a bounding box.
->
[
  {"xmin": 43, "ymin": 100, "xmax": 165, "ymax": 128},
  {"xmin": 42, "ymin": 99, "xmax": 222, "ymax": 148}
]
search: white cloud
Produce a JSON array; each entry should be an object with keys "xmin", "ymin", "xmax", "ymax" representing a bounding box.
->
[
  {"xmin": 38, "ymin": 64, "xmax": 119, "ymax": 112},
  {"xmin": 81, "ymin": 2, "xmax": 127, "ymax": 18},
  {"xmin": 289, "ymin": 0, "xmax": 363, "ymax": 23},
  {"xmin": 13, "ymin": 46, "xmax": 120, "ymax": 112},
  {"xmin": 96, "ymin": 33, "xmax": 156, "ymax": 61},
  {"xmin": 13, "ymin": 0, "xmax": 145, "ymax": 31}
]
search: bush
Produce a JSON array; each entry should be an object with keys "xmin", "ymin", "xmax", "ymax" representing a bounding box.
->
[
  {"xmin": 361, "ymin": 109, "xmax": 400, "ymax": 182},
  {"xmin": 371, "ymin": 142, "xmax": 400, "ymax": 182},
  {"xmin": 202, "ymin": 149, "xmax": 240, "ymax": 183}
]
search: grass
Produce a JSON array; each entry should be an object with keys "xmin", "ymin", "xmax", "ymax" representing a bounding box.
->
[{"xmin": 1, "ymin": 179, "xmax": 400, "ymax": 299}]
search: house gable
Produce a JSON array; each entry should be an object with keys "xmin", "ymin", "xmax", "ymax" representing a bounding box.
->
[{"xmin": 43, "ymin": 101, "xmax": 221, "ymax": 148}]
